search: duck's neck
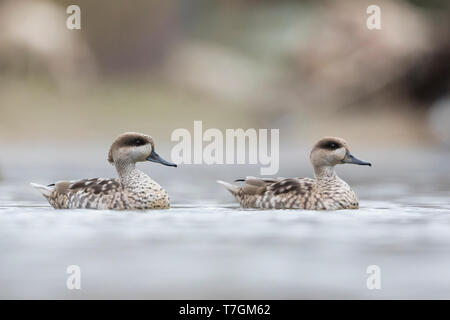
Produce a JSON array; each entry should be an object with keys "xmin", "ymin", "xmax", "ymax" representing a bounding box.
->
[
  {"xmin": 115, "ymin": 160, "xmax": 152, "ymax": 187},
  {"xmin": 314, "ymin": 165, "xmax": 338, "ymax": 181},
  {"xmin": 115, "ymin": 159, "xmax": 135, "ymax": 178}
]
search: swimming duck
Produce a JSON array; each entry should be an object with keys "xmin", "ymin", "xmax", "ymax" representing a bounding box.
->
[
  {"xmin": 217, "ymin": 137, "xmax": 371, "ymax": 210},
  {"xmin": 31, "ymin": 132, "xmax": 177, "ymax": 210}
]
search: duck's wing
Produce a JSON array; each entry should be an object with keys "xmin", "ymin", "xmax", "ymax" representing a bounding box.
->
[
  {"xmin": 234, "ymin": 176, "xmax": 286, "ymax": 186},
  {"xmin": 66, "ymin": 178, "xmax": 122, "ymax": 195},
  {"xmin": 217, "ymin": 176, "xmax": 283, "ymax": 197},
  {"xmin": 218, "ymin": 177, "xmax": 315, "ymax": 208},
  {"xmin": 261, "ymin": 178, "xmax": 316, "ymax": 209},
  {"xmin": 217, "ymin": 176, "xmax": 283, "ymax": 195},
  {"xmin": 266, "ymin": 178, "xmax": 315, "ymax": 196},
  {"xmin": 32, "ymin": 178, "xmax": 123, "ymax": 209}
]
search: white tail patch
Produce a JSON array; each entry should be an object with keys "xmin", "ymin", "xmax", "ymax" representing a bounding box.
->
[
  {"xmin": 30, "ymin": 183, "xmax": 54, "ymax": 197},
  {"xmin": 216, "ymin": 180, "xmax": 239, "ymax": 194}
]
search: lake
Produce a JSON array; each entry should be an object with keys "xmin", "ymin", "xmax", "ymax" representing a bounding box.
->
[{"xmin": 0, "ymin": 145, "xmax": 449, "ymax": 299}]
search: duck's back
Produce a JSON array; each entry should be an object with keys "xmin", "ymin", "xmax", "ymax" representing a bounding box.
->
[
  {"xmin": 230, "ymin": 177, "xmax": 316, "ymax": 209},
  {"xmin": 224, "ymin": 176, "xmax": 359, "ymax": 210},
  {"xmin": 47, "ymin": 178, "xmax": 126, "ymax": 209},
  {"xmin": 33, "ymin": 169, "xmax": 171, "ymax": 210}
]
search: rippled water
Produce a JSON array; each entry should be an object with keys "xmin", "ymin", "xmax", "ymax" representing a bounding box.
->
[{"xmin": 1, "ymin": 146, "xmax": 449, "ymax": 299}]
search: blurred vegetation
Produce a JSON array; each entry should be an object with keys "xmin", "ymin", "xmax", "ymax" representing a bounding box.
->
[{"xmin": 0, "ymin": 0, "xmax": 449, "ymax": 146}]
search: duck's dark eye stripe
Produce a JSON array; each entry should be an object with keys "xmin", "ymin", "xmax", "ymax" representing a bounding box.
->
[
  {"xmin": 318, "ymin": 140, "xmax": 342, "ymax": 150},
  {"xmin": 123, "ymin": 137, "xmax": 147, "ymax": 146},
  {"xmin": 135, "ymin": 139, "xmax": 145, "ymax": 146}
]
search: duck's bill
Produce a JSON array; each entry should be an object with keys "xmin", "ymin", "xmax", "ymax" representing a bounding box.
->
[
  {"xmin": 342, "ymin": 152, "xmax": 371, "ymax": 166},
  {"xmin": 146, "ymin": 150, "xmax": 177, "ymax": 167}
]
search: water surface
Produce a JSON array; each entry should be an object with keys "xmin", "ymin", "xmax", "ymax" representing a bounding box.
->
[{"xmin": 1, "ymin": 146, "xmax": 449, "ymax": 299}]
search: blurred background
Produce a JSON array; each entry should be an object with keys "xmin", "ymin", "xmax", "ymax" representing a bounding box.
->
[
  {"xmin": 0, "ymin": 0, "xmax": 449, "ymax": 146},
  {"xmin": 1, "ymin": 0, "xmax": 450, "ymax": 299}
]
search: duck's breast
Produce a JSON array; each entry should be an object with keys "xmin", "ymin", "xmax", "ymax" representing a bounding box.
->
[{"xmin": 315, "ymin": 179, "xmax": 359, "ymax": 210}]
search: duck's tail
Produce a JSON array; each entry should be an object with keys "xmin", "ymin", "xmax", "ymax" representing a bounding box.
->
[
  {"xmin": 30, "ymin": 182, "xmax": 53, "ymax": 198},
  {"xmin": 216, "ymin": 180, "xmax": 239, "ymax": 195}
]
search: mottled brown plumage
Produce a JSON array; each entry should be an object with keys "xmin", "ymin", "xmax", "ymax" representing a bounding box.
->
[
  {"xmin": 218, "ymin": 137, "xmax": 371, "ymax": 210},
  {"xmin": 31, "ymin": 132, "xmax": 177, "ymax": 210}
]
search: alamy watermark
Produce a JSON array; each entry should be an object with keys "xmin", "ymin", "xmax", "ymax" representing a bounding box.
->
[
  {"xmin": 366, "ymin": 265, "xmax": 381, "ymax": 290},
  {"xmin": 366, "ymin": 5, "xmax": 381, "ymax": 30},
  {"xmin": 66, "ymin": 265, "xmax": 81, "ymax": 290},
  {"xmin": 171, "ymin": 121, "xmax": 279, "ymax": 175},
  {"xmin": 66, "ymin": 5, "xmax": 81, "ymax": 30}
]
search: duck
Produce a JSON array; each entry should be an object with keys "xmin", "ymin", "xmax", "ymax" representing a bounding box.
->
[
  {"xmin": 217, "ymin": 137, "xmax": 371, "ymax": 210},
  {"xmin": 31, "ymin": 132, "xmax": 177, "ymax": 210}
]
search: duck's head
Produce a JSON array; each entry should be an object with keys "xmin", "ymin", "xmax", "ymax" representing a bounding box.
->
[
  {"xmin": 107, "ymin": 132, "xmax": 177, "ymax": 167},
  {"xmin": 310, "ymin": 136, "xmax": 371, "ymax": 168}
]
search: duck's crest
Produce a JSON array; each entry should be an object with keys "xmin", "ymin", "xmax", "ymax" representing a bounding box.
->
[{"xmin": 30, "ymin": 183, "xmax": 54, "ymax": 197}]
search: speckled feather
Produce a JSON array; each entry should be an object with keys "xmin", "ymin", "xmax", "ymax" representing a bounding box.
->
[
  {"xmin": 231, "ymin": 176, "xmax": 359, "ymax": 210},
  {"xmin": 46, "ymin": 173, "xmax": 170, "ymax": 210}
]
